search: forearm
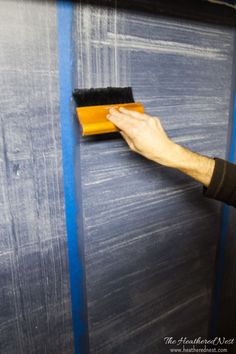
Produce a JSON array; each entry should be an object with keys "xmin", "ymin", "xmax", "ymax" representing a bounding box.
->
[
  {"xmin": 107, "ymin": 108, "xmax": 236, "ymax": 206},
  {"xmin": 107, "ymin": 108, "xmax": 215, "ymax": 187},
  {"xmin": 154, "ymin": 143, "xmax": 215, "ymax": 187}
]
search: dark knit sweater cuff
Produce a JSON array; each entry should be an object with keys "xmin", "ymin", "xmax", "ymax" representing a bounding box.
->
[{"xmin": 203, "ymin": 158, "xmax": 236, "ymax": 207}]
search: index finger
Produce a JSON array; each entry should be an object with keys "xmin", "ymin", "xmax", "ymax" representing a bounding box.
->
[
  {"xmin": 119, "ymin": 107, "xmax": 148, "ymax": 120},
  {"xmin": 107, "ymin": 113, "xmax": 134, "ymax": 136}
]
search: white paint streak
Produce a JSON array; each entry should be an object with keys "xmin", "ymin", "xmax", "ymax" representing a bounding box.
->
[{"xmin": 95, "ymin": 33, "xmax": 228, "ymax": 60}]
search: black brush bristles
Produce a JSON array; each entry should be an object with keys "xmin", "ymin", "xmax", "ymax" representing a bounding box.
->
[{"xmin": 73, "ymin": 87, "xmax": 135, "ymax": 107}]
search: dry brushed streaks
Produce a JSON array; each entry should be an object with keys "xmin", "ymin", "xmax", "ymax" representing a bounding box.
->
[
  {"xmin": 76, "ymin": 3, "xmax": 130, "ymax": 87},
  {"xmin": 97, "ymin": 33, "xmax": 229, "ymax": 60},
  {"xmin": 0, "ymin": 1, "xmax": 73, "ymax": 354},
  {"xmin": 75, "ymin": 1, "xmax": 234, "ymax": 353}
]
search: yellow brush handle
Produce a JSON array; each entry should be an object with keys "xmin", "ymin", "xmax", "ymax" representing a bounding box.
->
[{"xmin": 76, "ymin": 102, "xmax": 144, "ymax": 136}]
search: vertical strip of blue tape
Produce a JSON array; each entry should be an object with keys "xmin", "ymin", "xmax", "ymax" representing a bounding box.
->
[
  {"xmin": 230, "ymin": 93, "xmax": 236, "ymax": 163},
  {"xmin": 211, "ymin": 92, "xmax": 236, "ymax": 336},
  {"xmin": 57, "ymin": 2, "xmax": 85, "ymax": 353}
]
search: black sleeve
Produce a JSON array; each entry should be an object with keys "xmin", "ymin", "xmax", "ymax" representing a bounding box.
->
[{"xmin": 203, "ymin": 157, "xmax": 236, "ymax": 207}]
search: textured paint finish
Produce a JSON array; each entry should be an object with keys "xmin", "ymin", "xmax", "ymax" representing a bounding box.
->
[
  {"xmin": 218, "ymin": 33, "xmax": 236, "ymax": 354},
  {"xmin": 0, "ymin": 1, "xmax": 73, "ymax": 353},
  {"xmin": 1, "ymin": 0, "xmax": 236, "ymax": 353},
  {"xmin": 74, "ymin": 1, "xmax": 235, "ymax": 353},
  {"xmin": 219, "ymin": 207, "xmax": 236, "ymax": 354}
]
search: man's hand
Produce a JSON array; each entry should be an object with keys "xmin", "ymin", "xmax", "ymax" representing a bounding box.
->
[
  {"xmin": 107, "ymin": 107, "xmax": 176, "ymax": 167},
  {"xmin": 107, "ymin": 107, "xmax": 215, "ymax": 187}
]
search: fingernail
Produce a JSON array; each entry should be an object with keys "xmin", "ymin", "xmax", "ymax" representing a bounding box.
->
[{"xmin": 109, "ymin": 108, "xmax": 115, "ymax": 113}]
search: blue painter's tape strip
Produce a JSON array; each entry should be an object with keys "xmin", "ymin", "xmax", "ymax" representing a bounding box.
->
[
  {"xmin": 57, "ymin": 2, "xmax": 86, "ymax": 353},
  {"xmin": 211, "ymin": 91, "xmax": 236, "ymax": 336},
  {"xmin": 229, "ymin": 93, "xmax": 236, "ymax": 163}
]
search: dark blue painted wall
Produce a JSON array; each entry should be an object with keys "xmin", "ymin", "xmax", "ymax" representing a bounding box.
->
[
  {"xmin": 0, "ymin": 1, "xmax": 74, "ymax": 353},
  {"xmin": 74, "ymin": 1, "xmax": 235, "ymax": 353}
]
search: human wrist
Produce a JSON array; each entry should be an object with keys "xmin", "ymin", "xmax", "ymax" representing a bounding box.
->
[
  {"xmin": 169, "ymin": 143, "xmax": 215, "ymax": 187},
  {"xmin": 170, "ymin": 143, "xmax": 190, "ymax": 169},
  {"xmin": 152, "ymin": 140, "xmax": 181, "ymax": 168}
]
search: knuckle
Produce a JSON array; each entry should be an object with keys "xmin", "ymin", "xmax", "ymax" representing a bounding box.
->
[
  {"xmin": 147, "ymin": 117, "xmax": 156, "ymax": 127},
  {"xmin": 144, "ymin": 114, "xmax": 151, "ymax": 120},
  {"xmin": 139, "ymin": 121, "xmax": 147, "ymax": 129},
  {"xmin": 137, "ymin": 112, "xmax": 144, "ymax": 119}
]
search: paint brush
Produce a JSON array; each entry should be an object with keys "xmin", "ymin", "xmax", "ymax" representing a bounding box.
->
[{"xmin": 73, "ymin": 87, "xmax": 144, "ymax": 136}]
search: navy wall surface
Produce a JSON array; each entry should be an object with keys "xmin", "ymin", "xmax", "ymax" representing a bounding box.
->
[
  {"xmin": 74, "ymin": 1, "xmax": 235, "ymax": 353},
  {"xmin": 0, "ymin": 1, "xmax": 74, "ymax": 353}
]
